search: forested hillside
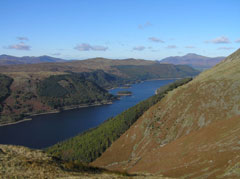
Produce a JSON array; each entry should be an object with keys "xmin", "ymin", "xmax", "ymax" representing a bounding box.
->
[
  {"xmin": 0, "ymin": 71, "xmax": 118, "ymax": 125},
  {"xmin": 37, "ymin": 73, "xmax": 116, "ymax": 109},
  {"xmin": 47, "ymin": 78, "xmax": 192, "ymax": 163},
  {"xmin": 0, "ymin": 74, "xmax": 13, "ymax": 112}
]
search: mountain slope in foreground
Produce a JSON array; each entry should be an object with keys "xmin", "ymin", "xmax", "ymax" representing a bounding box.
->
[
  {"xmin": 160, "ymin": 53, "xmax": 225, "ymax": 70},
  {"xmin": 0, "ymin": 145, "xmax": 169, "ymax": 179},
  {"xmin": 92, "ymin": 49, "xmax": 240, "ymax": 178}
]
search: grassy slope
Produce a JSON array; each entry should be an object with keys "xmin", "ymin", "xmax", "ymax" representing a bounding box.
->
[
  {"xmin": 92, "ymin": 49, "xmax": 240, "ymax": 178},
  {"xmin": 0, "ymin": 144, "xmax": 168, "ymax": 178},
  {"xmin": 93, "ymin": 115, "xmax": 240, "ymax": 178},
  {"xmin": 47, "ymin": 78, "xmax": 192, "ymax": 163}
]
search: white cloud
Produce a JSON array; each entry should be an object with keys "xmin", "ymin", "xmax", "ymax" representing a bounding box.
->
[
  {"xmin": 17, "ymin": 36, "xmax": 29, "ymax": 41},
  {"xmin": 149, "ymin": 37, "xmax": 164, "ymax": 43},
  {"xmin": 217, "ymin": 47, "xmax": 234, "ymax": 50},
  {"xmin": 138, "ymin": 22, "xmax": 152, "ymax": 29},
  {"xmin": 206, "ymin": 36, "xmax": 230, "ymax": 44},
  {"xmin": 52, "ymin": 53, "xmax": 61, "ymax": 56},
  {"xmin": 166, "ymin": 45, "xmax": 177, "ymax": 49},
  {"xmin": 235, "ymin": 39, "xmax": 240, "ymax": 43},
  {"xmin": 6, "ymin": 42, "xmax": 31, "ymax": 50},
  {"xmin": 133, "ymin": 46, "xmax": 145, "ymax": 51},
  {"xmin": 185, "ymin": 46, "xmax": 195, "ymax": 48},
  {"xmin": 74, "ymin": 43, "xmax": 108, "ymax": 51}
]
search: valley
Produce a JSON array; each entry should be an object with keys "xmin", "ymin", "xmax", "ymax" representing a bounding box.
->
[
  {"xmin": 1, "ymin": 1, "xmax": 239, "ymax": 178},
  {"xmin": 0, "ymin": 57, "xmax": 198, "ymax": 126},
  {"xmin": 1, "ymin": 50, "xmax": 239, "ymax": 178}
]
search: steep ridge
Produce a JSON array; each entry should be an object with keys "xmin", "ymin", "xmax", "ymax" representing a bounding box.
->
[{"xmin": 92, "ymin": 49, "xmax": 240, "ymax": 178}]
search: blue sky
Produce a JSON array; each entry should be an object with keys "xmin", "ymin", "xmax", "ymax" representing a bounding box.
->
[{"xmin": 0, "ymin": 0, "xmax": 239, "ymax": 60}]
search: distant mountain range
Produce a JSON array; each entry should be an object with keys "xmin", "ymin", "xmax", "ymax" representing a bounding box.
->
[
  {"xmin": 0, "ymin": 54, "xmax": 65, "ymax": 65},
  {"xmin": 159, "ymin": 53, "xmax": 225, "ymax": 71},
  {"xmin": 0, "ymin": 54, "xmax": 226, "ymax": 71}
]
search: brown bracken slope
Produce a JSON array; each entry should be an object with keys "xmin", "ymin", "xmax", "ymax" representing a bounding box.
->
[
  {"xmin": 0, "ymin": 144, "xmax": 170, "ymax": 178},
  {"xmin": 92, "ymin": 49, "xmax": 240, "ymax": 178}
]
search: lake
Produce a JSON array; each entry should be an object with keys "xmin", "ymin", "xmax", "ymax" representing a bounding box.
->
[{"xmin": 0, "ymin": 79, "xmax": 174, "ymax": 149}]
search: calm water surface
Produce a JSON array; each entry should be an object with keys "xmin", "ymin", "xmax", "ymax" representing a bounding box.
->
[{"xmin": 0, "ymin": 79, "xmax": 174, "ymax": 149}]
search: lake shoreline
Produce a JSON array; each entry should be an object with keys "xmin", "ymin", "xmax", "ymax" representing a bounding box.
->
[
  {"xmin": 0, "ymin": 78, "xmax": 180, "ymax": 127},
  {"xmin": 0, "ymin": 118, "xmax": 33, "ymax": 127},
  {"xmin": 0, "ymin": 79, "xmax": 176, "ymax": 148},
  {"xmin": 0, "ymin": 101, "xmax": 113, "ymax": 127}
]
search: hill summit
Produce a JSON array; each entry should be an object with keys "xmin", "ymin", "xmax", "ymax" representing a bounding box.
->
[{"xmin": 159, "ymin": 53, "xmax": 225, "ymax": 70}]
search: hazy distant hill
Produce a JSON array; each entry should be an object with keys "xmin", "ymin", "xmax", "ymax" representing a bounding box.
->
[
  {"xmin": 159, "ymin": 53, "xmax": 225, "ymax": 71},
  {"xmin": 0, "ymin": 57, "xmax": 199, "ymax": 79},
  {"xmin": 0, "ymin": 54, "xmax": 65, "ymax": 65}
]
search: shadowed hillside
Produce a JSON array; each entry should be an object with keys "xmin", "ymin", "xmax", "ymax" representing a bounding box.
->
[{"xmin": 92, "ymin": 49, "xmax": 240, "ymax": 178}]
